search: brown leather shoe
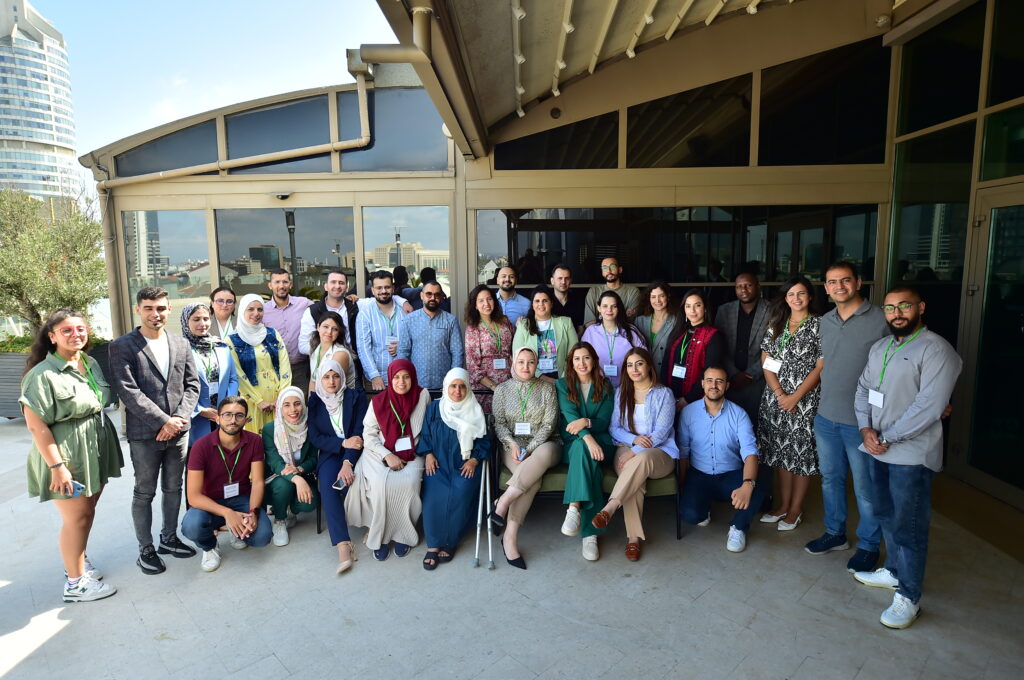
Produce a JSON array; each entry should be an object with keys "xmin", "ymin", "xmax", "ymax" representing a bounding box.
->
[
  {"xmin": 625, "ymin": 541, "xmax": 641, "ymax": 561},
  {"xmin": 591, "ymin": 510, "xmax": 611, "ymax": 530}
]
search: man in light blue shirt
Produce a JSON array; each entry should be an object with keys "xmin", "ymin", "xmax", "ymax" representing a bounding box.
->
[
  {"xmin": 356, "ymin": 271, "xmax": 406, "ymax": 390},
  {"xmin": 677, "ymin": 365, "xmax": 771, "ymax": 553},
  {"xmin": 495, "ymin": 266, "xmax": 530, "ymax": 326},
  {"xmin": 397, "ymin": 282, "xmax": 464, "ymax": 389}
]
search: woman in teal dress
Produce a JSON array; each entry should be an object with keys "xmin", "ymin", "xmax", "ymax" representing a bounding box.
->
[
  {"xmin": 20, "ymin": 308, "xmax": 123, "ymax": 603},
  {"xmin": 557, "ymin": 341, "xmax": 615, "ymax": 561},
  {"xmin": 262, "ymin": 386, "xmax": 319, "ymax": 547}
]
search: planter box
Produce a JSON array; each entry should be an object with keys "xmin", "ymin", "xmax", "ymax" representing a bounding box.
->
[{"xmin": 0, "ymin": 346, "xmax": 117, "ymax": 419}]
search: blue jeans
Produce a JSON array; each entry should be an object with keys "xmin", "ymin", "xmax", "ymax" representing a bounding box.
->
[
  {"xmin": 814, "ymin": 414, "xmax": 881, "ymax": 551},
  {"xmin": 679, "ymin": 464, "xmax": 772, "ymax": 532},
  {"xmin": 867, "ymin": 457, "xmax": 934, "ymax": 604},
  {"xmin": 181, "ymin": 495, "xmax": 272, "ymax": 551}
]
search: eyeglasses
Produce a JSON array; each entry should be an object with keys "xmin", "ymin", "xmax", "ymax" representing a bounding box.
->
[
  {"xmin": 213, "ymin": 299, "xmax": 235, "ymax": 306},
  {"xmin": 600, "ymin": 265, "xmax": 619, "ymax": 271},
  {"xmin": 702, "ymin": 378, "xmax": 727, "ymax": 386},
  {"xmin": 218, "ymin": 412, "xmax": 248, "ymax": 421},
  {"xmin": 882, "ymin": 302, "xmax": 915, "ymax": 313},
  {"xmin": 56, "ymin": 326, "xmax": 88, "ymax": 337}
]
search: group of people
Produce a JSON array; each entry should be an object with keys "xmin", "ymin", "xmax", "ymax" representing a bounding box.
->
[{"xmin": 19, "ymin": 258, "xmax": 961, "ymax": 630}]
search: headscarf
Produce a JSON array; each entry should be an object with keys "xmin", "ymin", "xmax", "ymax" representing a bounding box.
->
[
  {"xmin": 439, "ymin": 368, "xmax": 487, "ymax": 460},
  {"xmin": 272, "ymin": 386, "xmax": 307, "ymax": 464},
  {"xmin": 315, "ymin": 359, "xmax": 345, "ymax": 436},
  {"xmin": 372, "ymin": 358, "xmax": 423, "ymax": 460},
  {"xmin": 180, "ymin": 303, "xmax": 221, "ymax": 384},
  {"xmin": 511, "ymin": 346, "xmax": 540, "ymax": 385},
  {"xmin": 235, "ymin": 293, "xmax": 268, "ymax": 346}
]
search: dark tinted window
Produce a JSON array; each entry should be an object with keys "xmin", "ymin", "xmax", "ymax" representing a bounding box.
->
[
  {"xmin": 494, "ymin": 112, "xmax": 618, "ymax": 170},
  {"xmin": 988, "ymin": 0, "xmax": 1024, "ymax": 105},
  {"xmin": 981, "ymin": 104, "xmax": 1024, "ymax": 181},
  {"xmin": 338, "ymin": 88, "xmax": 447, "ymax": 171},
  {"xmin": 760, "ymin": 38, "xmax": 889, "ymax": 165},
  {"xmin": 897, "ymin": 2, "xmax": 984, "ymax": 135},
  {"xmin": 627, "ymin": 75, "xmax": 750, "ymax": 168},
  {"xmin": 115, "ymin": 121, "xmax": 217, "ymax": 177},
  {"xmin": 226, "ymin": 96, "xmax": 331, "ymax": 174}
]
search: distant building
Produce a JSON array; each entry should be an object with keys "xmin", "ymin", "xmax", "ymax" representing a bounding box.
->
[{"xmin": 249, "ymin": 244, "xmax": 283, "ymax": 272}]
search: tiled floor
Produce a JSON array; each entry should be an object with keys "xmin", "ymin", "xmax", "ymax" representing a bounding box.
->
[{"xmin": 0, "ymin": 411, "xmax": 1021, "ymax": 679}]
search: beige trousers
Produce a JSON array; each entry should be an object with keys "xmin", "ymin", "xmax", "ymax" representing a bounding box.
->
[
  {"xmin": 502, "ymin": 441, "xmax": 563, "ymax": 525},
  {"xmin": 610, "ymin": 446, "xmax": 675, "ymax": 540}
]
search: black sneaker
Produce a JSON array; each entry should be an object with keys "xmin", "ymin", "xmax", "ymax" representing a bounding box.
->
[
  {"xmin": 846, "ymin": 548, "xmax": 880, "ymax": 573},
  {"xmin": 137, "ymin": 545, "xmax": 166, "ymax": 574},
  {"xmin": 804, "ymin": 532, "xmax": 849, "ymax": 555},
  {"xmin": 158, "ymin": 534, "xmax": 197, "ymax": 558}
]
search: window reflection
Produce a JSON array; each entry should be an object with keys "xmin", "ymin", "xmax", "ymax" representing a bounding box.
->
[
  {"xmin": 987, "ymin": 0, "xmax": 1024, "ymax": 106},
  {"xmin": 494, "ymin": 112, "xmax": 618, "ymax": 170},
  {"xmin": 227, "ymin": 96, "xmax": 331, "ymax": 174},
  {"xmin": 982, "ymin": 104, "xmax": 1024, "ymax": 181},
  {"xmin": 363, "ymin": 206, "xmax": 451, "ymax": 297},
  {"xmin": 115, "ymin": 122, "xmax": 217, "ymax": 177},
  {"xmin": 339, "ymin": 88, "xmax": 447, "ymax": 171}
]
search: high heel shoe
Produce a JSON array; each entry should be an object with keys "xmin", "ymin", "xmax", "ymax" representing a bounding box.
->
[
  {"xmin": 501, "ymin": 537, "xmax": 526, "ymax": 570},
  {"xmin": 336, "ymin": 541, "xmax": 357, "ymax": 574},
  {"xmin": 489, "ymin": 501, "xmax": 507, "ymax": 536}
]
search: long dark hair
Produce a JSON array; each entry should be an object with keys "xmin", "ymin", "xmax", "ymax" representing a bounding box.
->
[
  {"xmin": 309, "ymin": 310, "xmax": 348, "ymax": 355},
  {"xmin": 591, "ymin": 290, "xmax": 646, "ymax": 347},
  {"xmin": 522, "ymin": 285, "xmax": 557, "ymax": 337},
  {"xmin": 679, "ymin": 288, "xmax": 710, "ymax": 328},
  {"xmin": 640, "ymin": 280, "xmax": 677, "ymax": 318},
  {"xmin": 25, "ymin": 308, "xmax": 90, "ymax": 375},
  {"xmin": 768, "ymin": 275, "xmax": 817, "ymax": 339},
  {"xmin": 618, "ymin": 347, "xmax": 659, "ymax": 434},
  {"xmin": 564, "ymin": 341, "xmax": 609, "ymax": 407},
  {"xmin": 464, "ymin": 284, "xmax": 508, "ymax": 328}
]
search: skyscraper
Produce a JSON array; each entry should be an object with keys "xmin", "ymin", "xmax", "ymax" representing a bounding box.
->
[{"xmin": 0, "ymin": 0, "xmax": 78, "ymax": 199}]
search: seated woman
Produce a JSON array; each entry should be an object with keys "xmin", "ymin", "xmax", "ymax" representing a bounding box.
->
[
  {"xmin": 488, "ymin": 347, "xmax": 561, "ymax": 569},
  {"xmin": 592, "ymin": 347, "xmax": 679, "ymax": 562},
  {"xmin": 512, "ymin": 285, "xmax": 578, "ymax": 382},
  {"xmin": 182, "ymin": 303, "xmax": 238, "ymax": 447},
  {"xmin": 228, "ymin": 294, "xmax": 291, "ymax": 434},
  {"xmin": 663, "ymin": 289, "xmax": 725, "ymax": 412},
  {"xmin": 417, "ymin": 368, "xmax": 492, "ymax": 570},
  {"xmin": 579, "ymin": 291, "xmax": 646, "ymax": 388},
  {"xmin": 308, "ymin": 311, "xmax": 357, "ymax": 392},
  {"xmin": 261, "ymin": 387, "xmax": 318, "ymax": 547},
  {"xmin": 557, "ymin": 342, "xmax": 615, "ymax": 561},
  {"xmin": 464, "ymin": 284, "xmax": 514, "ymax": 412},
  {"xmin": 345, "ymin": 359, "xmax": 431, "ymax": 562},
  {"xmin": 308, "ymin": 360, "xmax": 368, "ymax": 573}
]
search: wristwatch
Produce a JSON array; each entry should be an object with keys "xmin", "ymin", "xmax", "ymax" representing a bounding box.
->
[
  {"xmin": 743, "ymin": 478, "xmax": 756, "ymax": 488},
  {"xmin": 878, "ymin": 433, "xmax": 890, "ymax": 447}
]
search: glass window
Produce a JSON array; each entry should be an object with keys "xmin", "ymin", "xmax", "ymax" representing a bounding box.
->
[
  {"xmin": 897, "ymin": 2, "xmax": 984, "ymax": 135},
  {"xmin": 627, "ymin": 75, "xmax": 751, "ymax": 168},
  {"xmin": 494, "ymin": 112, "xmax": 618, "ymax": 170},
  {"xmin": 115, "ymin": 122, "xmax": 218, "ymax": 177},
  {"xmin": 988, "ymin": 0, "xmax": 1024, "ymax": 106},
  {"xmin": 122, "ymin": 210, "xmax": 210, "ymax": 329},
  {"xmin": 981, "ymin": 104, "xmax": 1024, "ymax": 181},
  {"xmin": 363, "ymin": 206, "xmax": 451, "ymax": 297},
  {"xmin": 214, "ymin": 208, "xmax": 355, "ymax": 298},
  {"xmin": 834, "ymin": 208, "xmax": 878, "ymax": 280},
  {"xmin": 891, "ymin": 122, "xmax": 974, "ymax": 345},
  {"xmin": 226, "ymin": 96, "xmax": 331, "ymax": 174},
  {"xmin": 760, "ymin": 37, "xmax": 889, "ymax": 165},
  {"xmin": 338, "ymin": 88, "xmax": 447, "ymax": 171}
]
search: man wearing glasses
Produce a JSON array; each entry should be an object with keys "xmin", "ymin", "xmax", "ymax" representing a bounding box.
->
[
  {"xmin": 852, "ymin": 286, "xmax": 961, "ymax": 629},
  {"xmin": 397, "ymin": 281, "xmax": 464, "ymax": 389},
  {"xmin": 181, "ymin": 396, "xmax": 272, "ymax": 572},
  {"xmin": 583, "ymin": 257, "xmax": 641, "ymax": 324},
  {"xmin": 675, "ymin": 365, "xmax": 771, "ymax": 553}
]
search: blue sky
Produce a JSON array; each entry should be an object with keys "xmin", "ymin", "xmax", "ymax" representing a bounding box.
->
[{"xmin": 35, "ymin": 0, "xmax": 397, "ymax": 155}]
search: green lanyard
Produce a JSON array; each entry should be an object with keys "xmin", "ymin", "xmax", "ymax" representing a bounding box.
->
[
  {"xmin": 194, "ymin": 349, "xmax": 214, "ymax": 382},
  {"xmin": 329, "ymin": 409, "xmax": 344, "ymax": 434},
  {"xmin": 379, "ymin": 308, "xmax": 397, "ymax": 336},
  {"xmin": 878, "ymin": 325, "xmax": 925, "ymax": 387},
  {"xmin": 518, "ymin": 381, "xmax": 536, "ymax": 420},
  {"xmin": 79, "ymin": 356, "xmax": 102, "ymax": 404},
  {"xmin": 313, "ymin": 345, "xmax": 323, "ymax": 374},
  {"xmin": 677, "ymin": 330, "xmax": 693, "ymax": 365},
  {"xmin": 388, "ymin": 400, "xmax": 407, "ymax": 436},
  {"xmin": 779, "ymin": 316, "xmax": 809, "ymax": 354},
  {"xmin": 483, "ymin": 321, "xmax": 502, "ymax": 353},
  {"xmin": 603, "ymin": 327, "xmax": 618, "ymax": 363},
  {"xmin": 216, "ymin": 443, "xmax": 243, "ymax": 484}
]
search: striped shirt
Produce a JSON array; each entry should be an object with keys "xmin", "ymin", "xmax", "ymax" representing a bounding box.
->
[{"xmin": 355, "ymin": 301, "xmax": 406, "ymax": 381}]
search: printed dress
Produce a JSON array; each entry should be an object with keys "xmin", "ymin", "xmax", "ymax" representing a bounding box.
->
[{"xmin": 464, "ymin": 320, "xmax": 514, "ymax": 412}]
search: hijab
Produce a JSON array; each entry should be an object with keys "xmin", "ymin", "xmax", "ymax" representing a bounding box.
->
[
  {"xmin": 272, "ymin": 386, "xmax": 307, "ymax": 463},
  {"xmin": 510, "ymin": 346, "xmax": 541, "ymax": 385},
  {"xmin": 439, "ymin": 368, "xmax": 487, "ymax": 460},
  {"xmin": 180, "ymin": 303, "xmax": 216, "ymax": 355},
  {"xmin": 236, "ymin": 293, "xmax": 268, "ymax": 346},
  {"xmin": 315, "ymin": 359, "xmax": 345, "ymax": 436},
  {"xmin": 372, "ymin": 358, "xmax": 423, "ymax": 460}
]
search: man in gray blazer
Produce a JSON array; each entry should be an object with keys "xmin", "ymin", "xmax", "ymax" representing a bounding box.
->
[
  {"xmin": 714, "ymin": 272, "xmax": 770, "ymax": 426},
  {"xmin": 109, "ymin": 286, "xmax": 201, "ymax": 575}
]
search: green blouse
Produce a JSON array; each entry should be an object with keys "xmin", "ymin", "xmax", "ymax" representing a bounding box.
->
[
  {"xmin": 555, "ymin": 377, "xmax": 615, "ymax": 460},
  {"xmin": 261, "ymin": 421, "xmax": 318, "ymax": 480}
]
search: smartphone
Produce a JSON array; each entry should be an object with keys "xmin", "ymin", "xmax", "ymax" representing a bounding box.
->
[
  {"xmin": 69, "ymin": 481, "xmax": 85, "ymax": 498},
  {"xmin": 332, "ymin": 478, "xmax": 347, "ymax": 491}
]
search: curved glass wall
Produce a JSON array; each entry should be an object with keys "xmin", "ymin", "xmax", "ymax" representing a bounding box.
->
[
  {"xmin": 226, "ymin": 96, "xmax": 331, "ymax": 174},
  {"xmin": 338, "ymin": 88, "xmax": 448, "ymax": 171},
  {"xmin": 363, "ymin": 206, "xmax": 451, "ymax": 296},
  {"xmin": 115, "ymin": 121, "xmax": 218, "ymax": 177}
]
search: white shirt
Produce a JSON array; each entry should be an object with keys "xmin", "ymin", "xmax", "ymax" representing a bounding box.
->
[{"xmin": 147, "ymin": 333, "xmax": 170, "ymax": 378}]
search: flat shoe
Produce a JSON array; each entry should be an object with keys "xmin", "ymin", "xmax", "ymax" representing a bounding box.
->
[
  {"xmin": 625, "ymin": 541, "xmax": 641, "ymax": 562},
  {"xmin": 591, "ymin": 510, "xmax": 611, "ymax": 530},
  {"xmin": 394, "ymin": 542, "xmax": 412, "ymax": 557},
  {"xmin": 372, "ymin": 544, "xmax": 391, "ymax": 561},
  {"xmin": 561, "ymin": 506, "xmax": 581, "ymax": 536}
]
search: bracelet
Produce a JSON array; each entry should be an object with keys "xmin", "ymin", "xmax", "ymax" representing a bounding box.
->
[{"xmin": 49, "ymin": 461, "xmax": 64, "ymax": 470}]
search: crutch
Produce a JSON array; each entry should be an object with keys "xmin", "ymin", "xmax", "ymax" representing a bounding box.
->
[
  {"xmin": 484, "ymin": 461, "xmax": 494, "ymax": 569},
  {"xmin": 473, "ymin": 456, "xmax": 485, "ymax": 567}
]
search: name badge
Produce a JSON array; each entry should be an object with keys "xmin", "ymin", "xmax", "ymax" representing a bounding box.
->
[
  {"xmin": 538, "ymin": 358, "xmax": 556, "ymax": 372},
  {"xmin": 672, "ymin": 364, "xmax": 686, "ymax": 379},
  {"xmin": 604, "ymin": 364, "xmax": 618, "ymax": 377},
  {"xmin": 492, "ymin": 358, "xmax": 508, "ymax": 370},
  {"xmin": 386, "ymin": 335, "xmax": 399, "ymax": 346},
  {"xmin": 223, "ymin": 483, "xmax": 240, "ymax": 499},
  {"xmin": 763, "ymin": 357, "xmax": 782, "ymax": 373},
  {"xmin": 868, "ymin": 389, "xmax": 885, "ymax": 408},
  {"xmin": 514, "ymin": 422, "xmax": 532, "ymax": 436},
  {"xmin": 395, "ymin": 436, "xmax": 413, "ymax": 452}
]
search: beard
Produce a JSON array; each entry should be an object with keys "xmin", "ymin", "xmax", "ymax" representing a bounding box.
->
[
  {"xmin": 375, "ymin": 292, "xmax": 393, "ymax": 305},
  {"xmin": 887, "ymin": 318, "xmax": 919, "ymax": 338}
]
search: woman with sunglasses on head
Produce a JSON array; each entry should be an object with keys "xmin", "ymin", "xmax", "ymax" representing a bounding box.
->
[
  {"xmin": 757, "ymin": 276, "xmax": 823, "ymax": 532},
  {"xmin": 512, "ymin": 285, "xmax": 579, "ymax": 383},
  {"xmin": 663, "ymin": 289, "xmax": 725, "ymax": 412},
  {"xmin": 181, "ymin": 303, "xmax": 239, "ymax": 446},
  {"xmin": 308, "ymin": 310, "xmax": 357, "ymax": 393},
  {"xmin": 580, "ymin": 290, "xmax": 646, "ymax": 388},
  {"xmin": 209, "ymin": 286, "xmax": 237, "ymax": 340},
  {"xmin": 557, "ymin": 342, "xmax": 615, "ymax": 561},
  {"xmin": 635, "ymin": 281, "xmax": 682, "ymax": 378},
  {"xmin": 228, "ymin": 294, "xmax": 291, "ymax": 434},
  {"xmin": 592, "ymin": 347, "xmax": 678, "ymax": 562},
  {"xmin": 21, "ymin": 309, "xmax": 123, "ymax": 602},
  {"xmin": 463, "ymin": 284, "xmax": 514, "ymax": 412}
]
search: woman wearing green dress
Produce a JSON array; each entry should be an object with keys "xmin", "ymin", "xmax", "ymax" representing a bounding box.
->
[
  {"xmin": 21, "ymin": 309, "xmax": 123, "ymax": 603},
  {"xmin": 557, "ymin": 342, "xmax": 615, "ymax": 561},
  {"xmin": 262, "ymin": 386, "xmax": 319, "ymax": 547}
]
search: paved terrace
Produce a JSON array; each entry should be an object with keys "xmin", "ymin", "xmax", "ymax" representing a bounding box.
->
[{"xmin": 0, "ymin": 409, "xmax": 1021, "ymax": 680}]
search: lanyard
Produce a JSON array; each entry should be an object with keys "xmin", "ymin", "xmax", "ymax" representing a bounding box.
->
[
  {"xmin": 378, "ymin": 307, "xmax": 397, "ymax": 336},
  {"xmin": 388, "ymin": 400, "xmax": 407, "ymax": 435},
  {"xmin": 194, "ymin": 348, "xmax": 215, "ymax": 381},
  {"xmin": 779, "ymin": 315, "xmax": 809, "ymax": 354},
  {"xmin": 677, "ymin": 330, "xmax": 693, "ymax": 365},
  {"xmin": 603, "ymin": 327, "xmax": 618, "ymax": 363},
  {"xmin": 216, "ymin": 443, "xmax": 243, "ymax": 484},
  {"xmin": 518, "ymin": 381, "xmax": 536, "ymax": 420},
  {"xmin": 329, "ymin": 409, "xmax": 344, "ymax": 434},
  {"xmin": 313, "ymin": 345, "xmax": 324, "ymax": 374},
  {"xmin": 79, "ymin": 357, "xmax": 102, "ymax": 404},
  {"xmin": 483, "ymin": 320, "xmax": 502, "ymax": 353},
  {"xmin": 878, "ymin": 325, "xmax": 925, "ymax": 387}
]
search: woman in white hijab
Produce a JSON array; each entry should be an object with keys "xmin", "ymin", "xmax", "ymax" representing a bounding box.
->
[
  {"xmin": 416, "ymin": 368, "xmax": 492, "ymax": 570},
  {"xmin": 262, "ymin": 387, "xmax": 318, "ymax": 547},
  {"xmin": 227, "ymin": 293, "xmax": 291, "ymax": 433}
]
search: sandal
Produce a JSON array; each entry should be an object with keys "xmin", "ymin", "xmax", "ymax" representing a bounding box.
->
[
  {"xmin": 625, "ymin": 541, "xmax": 641, "ymax": 562},
  {"xmin": 437, "ymin": 547, "xmax": 455, "ymax": 564},
  {"xmin": 422, "ymin": 550, "xmax": 439, "ymax": 571},
  {"xmin": 592, "ymin": 510, "xmax": 611, "ymax": 530}
]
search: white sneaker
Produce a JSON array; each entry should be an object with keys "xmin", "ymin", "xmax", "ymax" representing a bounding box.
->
[
  {"xmin": 229, "ymin": 534, "xmax": 248, "ymax": 550},
  {"xmin": 880, "ymin": 592, "xmax": 920, "ymax": 629},
  {"xmin": 582, "ymin": 536, "xmax": 599, "ymax": 561},
  {"xmin": 854, "ymin": 567, "xmax": 899, "ymax": 590},
  {"xmin": 64, "ymin": 556, "xmax": 103, "ymax": 581},
  {"xmin": 201, "ymin": 548, "xmax": 222, "ymax": 572},
  {"xmin": 726, "ymin": 526, "xmax": 746, "ymax": 553},
  {"xmin": 272, "ymin": 519, "xmax": 290, "ymax": 547},
  {"xmin": 63, "ymin": 574, "xmax": 116, "ymax": 603},
  {"xmin": 561, "ymin": 506, "xmax": 581, "ymax": 536},
  {"xmin": 697, "ymin": 513, "xmax": 711, "ymax": 527},
  {"xmin": 285, "ymin": 512, "xmax": 297, "ymax": 529}
]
